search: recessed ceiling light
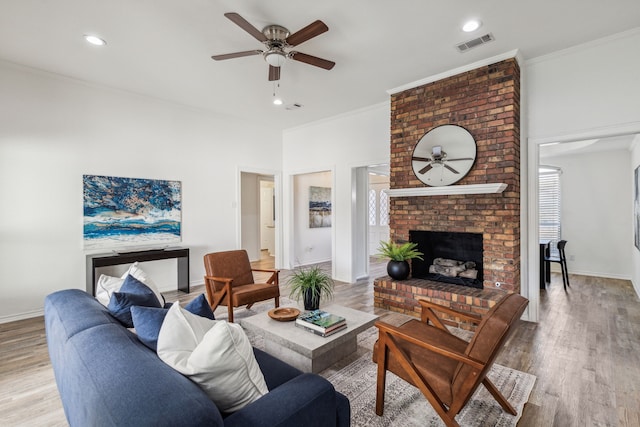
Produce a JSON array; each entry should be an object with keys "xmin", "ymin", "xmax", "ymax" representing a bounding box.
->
[
  {"xmin": 273, "ymin": 98, "xmax": 283, "ymax": 106},
  {"xmin": 462, "ymin": 20, "xmax": 481, "ymax": 33},
  {"xmin": 84, "ymin": 35, "xmax": 106, "ymax": 46}
]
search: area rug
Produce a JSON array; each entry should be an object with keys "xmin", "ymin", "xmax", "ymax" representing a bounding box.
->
[{"xmin": 236, "ymin": 302, "xmax": 536, "ymax": 427}]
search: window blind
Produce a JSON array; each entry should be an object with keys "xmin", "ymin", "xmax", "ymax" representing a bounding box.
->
[{"xmin": 539, "ymin": 167, "xmax": 561, "ymax": 253}]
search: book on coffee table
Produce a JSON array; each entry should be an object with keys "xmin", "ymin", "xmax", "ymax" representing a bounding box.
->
[
  {"xmin": 295, "ymin": 310, "xmax": 346, "ymax": 335},
  {"xmin": 295, "ymin": 321, "xmax": 347, "ymax": 337}
]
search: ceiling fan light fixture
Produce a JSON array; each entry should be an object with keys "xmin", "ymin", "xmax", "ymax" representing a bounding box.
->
[{"xmin": 264, "ymin": 50, "xmax": 286, "ymax": 67}]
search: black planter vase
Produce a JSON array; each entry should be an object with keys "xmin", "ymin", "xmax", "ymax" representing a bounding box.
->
[
  {"xmin": 387, "ymin": 260, "xmax": 410, "ymax": 281},
  {"xmin": 303, "ymin": 288, "xmax": 320, "ymax": 311}
]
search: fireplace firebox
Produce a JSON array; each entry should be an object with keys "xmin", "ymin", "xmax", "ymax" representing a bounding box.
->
[{"xmin": 409, "ymin": 230, "xmax": 483, "ymax": 289}]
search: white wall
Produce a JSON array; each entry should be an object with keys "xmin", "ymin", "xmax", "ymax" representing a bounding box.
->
[
  {"xmin": 527, "ymin": 28, "xmax": 640, "ymax": 141},
  {"xmin": 541, "ymin": 149, "xmax": 631, "ymax": 279},
  {"xmin": 631, "ymin": 136, "xmax": 640, "ymax": 296},
  {"xmin": 282, "ymin": 103, "xmax": 390, "ymax": 282},
  {"xmin": 0, "ymin": 61, "xmax": 281, "ymax": 322},
  {"xmin": 292, "ymin": 171, "xmax": 332, "ymax": 266}
]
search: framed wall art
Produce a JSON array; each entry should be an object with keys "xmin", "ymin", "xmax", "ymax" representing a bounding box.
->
[
  {"xmin": 83, "ymin": 175, "xmax": 181, "ymax": 249},
  {"xmin": 309, "ymin": 186, "xmax": 332, "ymax": 228}
]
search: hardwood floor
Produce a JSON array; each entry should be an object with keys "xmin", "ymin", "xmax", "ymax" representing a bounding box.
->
[{"xmin": 1, "ymin": 258, "xmax": 638, "ymax": 426}]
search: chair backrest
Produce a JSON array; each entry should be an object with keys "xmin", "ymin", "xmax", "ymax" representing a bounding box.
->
[
  {"xmin": 203, "ymin": 250, "xmax": 255, "ymax": 290},
  {"xmin": 452, "ymin": 293, "xmax": 528, "ymax": 398},
  {"xmin": 557, "ymin": 240, "xmax": 568, "ymax": 260}
]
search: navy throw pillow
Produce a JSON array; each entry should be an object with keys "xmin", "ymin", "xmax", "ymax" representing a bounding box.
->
[
  {"xmin": 184, "ymin": 294, "xmax": 215, "ymax": 320},
  {"xmin": 131, "ymin": 294, "xmax": 215, "ymax": 351},
  {"xmin": 107, "ymin": 274, "xmax": 162, "ymax": 327}
]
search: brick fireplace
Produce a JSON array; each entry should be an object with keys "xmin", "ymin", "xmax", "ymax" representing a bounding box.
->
[{"xmin": 374, "ymin": 58, "xmax": 521, "ymax": 326}]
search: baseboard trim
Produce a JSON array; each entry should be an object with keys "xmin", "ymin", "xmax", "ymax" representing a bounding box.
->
[{"xmin": 0, "ymin": 308, "xmax": 44, "ymax": 324}]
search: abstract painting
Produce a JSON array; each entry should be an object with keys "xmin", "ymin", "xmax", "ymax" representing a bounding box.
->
[
  {"xmin": 309, "ymin": 186, "xmax": 332, "ymax": 228},
  {"xmin": 83, "ymin": 175, "xmax": 181, "ymax": 249}
]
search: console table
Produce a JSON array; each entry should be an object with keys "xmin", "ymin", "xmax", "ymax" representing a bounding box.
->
[{"xmin": 86, "ymin": 247, "xmax": 190, "ymax": 296}]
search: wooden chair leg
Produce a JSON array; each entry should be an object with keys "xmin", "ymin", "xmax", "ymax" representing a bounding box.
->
[
  {"xmin": 375, "ymin": 340, "xmax": 388, "ymax": 416},
  {"xmin": 228, "ymin": 305, "xmax": 234, "ymax": 323},
  {"xmin": 482, "ymin": 378, "xmax": 517, "ymax": 415},
  {"xmin": 275, "ymin": 297, "xmax": 280, "ymax": 308}
]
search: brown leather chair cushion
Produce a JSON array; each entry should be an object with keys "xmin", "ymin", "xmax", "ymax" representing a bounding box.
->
[
  {"xmin": 230, "ymin": 283, "xmax": 280, "ymax": 307},
  {"xmin": 452, "ymin": 293, "xmax": 529, "ymax": 397},
  {"xmin": 373, "ymin": 319, "xmax": 469, "ymax": 405},
  {"xmin": 204, "ymin": 250, "xmax": 255, "ymax": 290}
]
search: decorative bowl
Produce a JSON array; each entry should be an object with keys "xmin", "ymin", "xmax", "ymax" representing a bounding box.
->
[{"xmin": 268, "ymin": 307, "xmax": 300, "ymax": 322}]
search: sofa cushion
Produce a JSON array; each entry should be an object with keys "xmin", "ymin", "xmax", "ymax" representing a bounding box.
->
[
  {"xmin": 108, "ymin": 275, "xmax": 162, "ymax": 327},
  {"xmin": 131, "ymin": 294, "xmax": 215, "ymax": 351},
  {"xmin": 157, "ymin": 304, "xmax": 268, "ymax": 413}
]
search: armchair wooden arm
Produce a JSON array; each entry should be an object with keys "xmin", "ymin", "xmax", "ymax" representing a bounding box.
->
[
  {"xmin": 251, "ymin": 268, "xmax": 280, "ymax": 285},
  {"xmin": 417, "ymin": 297, "xmax": 483, "ymax": 331},
  {"xmin": 375, "ymin": 321, "xmax": 484, "ymax": 370}
]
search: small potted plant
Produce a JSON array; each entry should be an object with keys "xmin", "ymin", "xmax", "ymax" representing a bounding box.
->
[
  {"xmin": 377, "ymin": 240, "xmax": 424, "ymax": 281},
  {"xmin": 287, "ymin": 265, "xmax": 334, "ymax": 311}
]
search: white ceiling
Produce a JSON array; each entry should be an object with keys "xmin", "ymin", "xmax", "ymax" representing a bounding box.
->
[{"xmin": 1, "ymin": 0, "xmax": 639, "ymax": 131}]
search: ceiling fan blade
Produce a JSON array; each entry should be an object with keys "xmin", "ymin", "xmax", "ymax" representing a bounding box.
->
[
  {"xmin": 446, "ymin": 158, "xmax": 474, "ymax": 162},
  {"xmin": 289, "ymin": 52, "xmax": 335, "ymax": 70},
  {"xmin": 419, "ymin": 164, "xmax": 433, "ymax": 174},
  {"xmin": 268, "ymin": 65, "xmax": 281, "ymax": 81},
  {"xmin": 412, "ymin": 156, "xmax": 432, "ymax": 162},
  {"xmin": 224, "ymin": 12, "xmax": 267, "ymax": 42},
  {"xmin": 444, "ymin": 164, "xmax": 460, "ymax": 174},
  {"xmin": 211, "ymin": 50, "xmax": 263, "ymax": 61},
  {"xmin": 286, "ymin": 20, "xmax": 328, "ymax": 46}
]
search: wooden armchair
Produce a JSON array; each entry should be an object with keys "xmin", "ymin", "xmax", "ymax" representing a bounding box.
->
[
  {"xmin": 203, "ymin": 250, "xmax": 280, "ymax": 323},
  {"xmin": 373, "ymin": 292, "xmax": 529, "ymax": 427}
]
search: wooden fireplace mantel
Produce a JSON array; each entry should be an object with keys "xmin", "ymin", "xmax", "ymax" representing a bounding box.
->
[{"xmin": 384, "ymin": 183, "xmax": 507, "ymax": 197}]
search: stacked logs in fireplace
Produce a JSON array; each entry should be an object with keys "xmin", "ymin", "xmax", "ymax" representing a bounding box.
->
[{"xmin": 428, "ymin": 258, "xmax": 478, "ymax": 279}]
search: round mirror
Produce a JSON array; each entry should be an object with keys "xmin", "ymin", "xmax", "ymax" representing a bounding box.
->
[{"xmin": 411, "ymin": 125, "xmax": 477, "ymax": 187}]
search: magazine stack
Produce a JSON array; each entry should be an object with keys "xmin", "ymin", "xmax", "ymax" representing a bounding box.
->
[{"xmin": 295, "ymin": 309, "xmax": 347, "ymax": 337}]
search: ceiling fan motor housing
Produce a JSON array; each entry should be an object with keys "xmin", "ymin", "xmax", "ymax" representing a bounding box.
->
[{"xmin": 263, "ymin": 25, "xmax": 290, "ymax": 43}]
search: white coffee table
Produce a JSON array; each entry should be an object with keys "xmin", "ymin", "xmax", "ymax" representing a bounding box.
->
[{"xmin": 240, "ymin": 304, "xmax": 379, "ymax": 373}]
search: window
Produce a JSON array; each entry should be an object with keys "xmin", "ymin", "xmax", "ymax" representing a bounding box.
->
[
  {"xmin": 379, "ymin": 190, "xmax": 389, "ymax": 226},
  {"xmin": 539, "ymin": 166, "xmax": 561, "ymax": 254},
  {"xmin": 369, "ymin": 189, "xmax": 377, "ymax": 225}
]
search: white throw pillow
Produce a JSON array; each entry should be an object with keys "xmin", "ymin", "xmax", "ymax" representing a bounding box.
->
[
  {"xmin": 94, "ymin": 262, "xmax": 164, "ymax": 307},
  {"xmin": 157, "ymin": 304, "xmax": 268, "ymax": 413},
  {"xmin": 95, "ymin": 274, "xmax": 124, "ymax": 306}
]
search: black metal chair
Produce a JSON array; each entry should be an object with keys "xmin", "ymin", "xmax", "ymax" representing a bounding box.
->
[{"xmin": 545, "ymin": 240, "xmax": 570, "ymax": 290}]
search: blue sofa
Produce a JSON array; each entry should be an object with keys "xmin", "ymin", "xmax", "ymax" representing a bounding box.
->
[{"xmin": 45, "ymin": 289, "xmax": 350, "ymax": 427}]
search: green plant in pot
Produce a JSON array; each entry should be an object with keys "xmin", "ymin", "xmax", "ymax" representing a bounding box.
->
[
  {"xmin": 287, "ymin": 265, "xmax": 334, "ymax": 311},
  {"xmin": 377, "ymin": 240, "xmax": 424, "ymax": 281}
]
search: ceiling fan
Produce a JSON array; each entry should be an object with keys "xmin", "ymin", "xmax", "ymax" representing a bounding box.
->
[{"xmin": 211, "ymin": 12, "xmax": 335, "ymax": 81}]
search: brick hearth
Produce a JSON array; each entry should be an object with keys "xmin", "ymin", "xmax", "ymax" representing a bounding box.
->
[
  {"xmin": 374, "ymin": 276, "xmax": 507, "ymax": 329},
  {"xmin": 375, "ymin": 57, "xmax": 521, "ymax": 322}
]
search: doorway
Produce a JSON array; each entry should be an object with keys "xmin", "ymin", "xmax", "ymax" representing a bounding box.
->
[
  {"xmin": 528, "ymin": 131, "xmax": 638, "ymax": 321},
  {"xmin": 240, "ymin": 172, "xmax": 278, "ymax": 263}
]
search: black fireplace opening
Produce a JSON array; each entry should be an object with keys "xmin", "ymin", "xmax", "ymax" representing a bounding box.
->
[{"xmin": 410, "ymin": 230, "xmax": 483, "ymax": 289}]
